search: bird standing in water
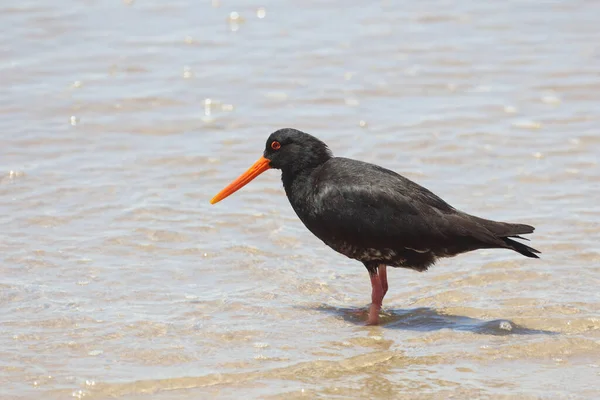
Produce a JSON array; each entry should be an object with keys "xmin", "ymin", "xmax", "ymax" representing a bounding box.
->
[{"xmin": 210, "ymin": 128, "xmax": 540, "ymax": 325}]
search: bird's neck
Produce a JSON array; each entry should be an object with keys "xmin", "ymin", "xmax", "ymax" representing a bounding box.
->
[{"xmin": 280, "ymin": 163, "xmax": 321, "ymax": 204}]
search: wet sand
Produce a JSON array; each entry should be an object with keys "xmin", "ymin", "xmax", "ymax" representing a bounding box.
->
[{"xmin": 1, "ymin": 0, "xmax": 600, "ymax": 399}]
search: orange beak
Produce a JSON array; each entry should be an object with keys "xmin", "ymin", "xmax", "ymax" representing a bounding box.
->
[{"xmin": 210, "ymin": 156, "xmax": 271, "ymax": 204}]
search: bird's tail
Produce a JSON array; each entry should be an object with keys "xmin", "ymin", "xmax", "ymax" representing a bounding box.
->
[
  {"xmin": 472, "ymin": 217, "xmax": 541, "ymax": 258},
  {"xmin": 500, "ymin": 236, "xmax": 541, "ymax": 258}
]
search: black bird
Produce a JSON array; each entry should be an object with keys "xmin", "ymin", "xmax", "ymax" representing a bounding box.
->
[{"xmin": 210, "ymin": 128, "xmax": 540, "ymax": 325}]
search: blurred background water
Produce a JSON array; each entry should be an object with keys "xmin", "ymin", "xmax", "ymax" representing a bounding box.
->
[{"xmin": 1, "ymin": 0, "xmax": 600, "ymax": 399}]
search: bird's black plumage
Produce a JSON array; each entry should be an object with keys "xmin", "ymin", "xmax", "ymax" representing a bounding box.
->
[
  {"xmin": 263, "ymin": 128, "xmax": 539, "ymax": 274},
  {"xmin": 212, "ymin": 127, "xmax": 540, "ymax": 324}
]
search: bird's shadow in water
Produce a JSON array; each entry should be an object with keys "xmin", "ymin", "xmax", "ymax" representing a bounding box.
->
[{"xmin": 309, "ymin": 305, "xmax": 556, "ymax": 336}]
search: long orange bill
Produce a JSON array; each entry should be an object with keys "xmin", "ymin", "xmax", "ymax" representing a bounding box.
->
[{"xmin": 210, "ymin": 156, "xmax": 271, "ymax": 204}]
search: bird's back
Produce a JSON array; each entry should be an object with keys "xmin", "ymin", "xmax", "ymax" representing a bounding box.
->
[{"xmin": 313, "ymin": 157, "xmax": 456, "ymax": 213}]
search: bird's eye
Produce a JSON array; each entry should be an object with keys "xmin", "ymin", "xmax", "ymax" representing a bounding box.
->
[{"xmin": 271, "ymin": 141, "xmax": 281, "ymax": 150}]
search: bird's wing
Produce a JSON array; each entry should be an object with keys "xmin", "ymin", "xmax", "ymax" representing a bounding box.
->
[{"xmin": 307, "ymin": 158, "xmax": 498, "ymax": 252}]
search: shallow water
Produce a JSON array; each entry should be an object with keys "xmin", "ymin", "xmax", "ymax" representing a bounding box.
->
[{"xmin": 2, "ymin": 0, "xmax": 600, "ymax": 399}]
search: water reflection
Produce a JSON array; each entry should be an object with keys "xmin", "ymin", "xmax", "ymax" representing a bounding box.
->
[{"xmin": 312, "ymin": 305, "xmax": 556, "ymax": 336}]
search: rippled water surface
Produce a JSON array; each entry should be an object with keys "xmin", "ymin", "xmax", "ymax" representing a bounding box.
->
[{"xmin": 2, "ymin": 0, "xmax": 600, "ymax": 399}]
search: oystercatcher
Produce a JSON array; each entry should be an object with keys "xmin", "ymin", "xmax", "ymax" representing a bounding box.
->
[{"xmin": 211, "ymin": 128, "xmax": 540, "ymax": 325}]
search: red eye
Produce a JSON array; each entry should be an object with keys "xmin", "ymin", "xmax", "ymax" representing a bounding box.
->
[{"xmin": 271, "ymin": 141, "xmax": 281, "ymax": 150}]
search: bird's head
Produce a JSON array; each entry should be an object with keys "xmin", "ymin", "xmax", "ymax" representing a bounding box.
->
[{"xmin": 210, "ymin": 128, "xmax": 332, "ymax": 204}]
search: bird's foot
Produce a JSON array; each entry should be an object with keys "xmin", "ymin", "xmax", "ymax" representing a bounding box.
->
[{"xmin": 365, "ymin": 303, "xmax": 381, "ymax": 325}]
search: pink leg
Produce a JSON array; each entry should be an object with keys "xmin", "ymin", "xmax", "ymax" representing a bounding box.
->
[
  {"xmin": 366, "ymin": 270, "xmax": 384, "ymax": 325},
  {"xmin": 378, "ymin": 264, "xmax": 388, "ymax": 298}
]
